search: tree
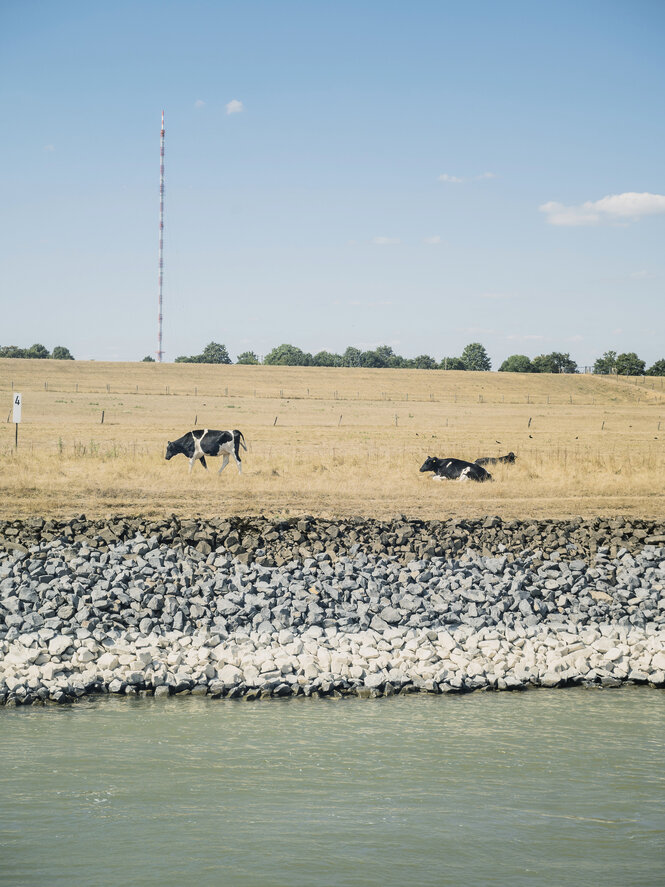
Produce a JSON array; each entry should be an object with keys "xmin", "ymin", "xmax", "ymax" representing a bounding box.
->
[
  {"xmin": 461, "ymin": 342, "xmax": 491, "ymax": 371},
  {"xmin": 199, "ymin": 342, "xmax": 231, "ymax": 364},
  {"xmin": 615, "ymin": 352, "xmax": 645, "ymax": 376},
  {"xmin": 263, "ymin": 343, "xmax": 312, "ymax": 366},
  {"xmin": 499, "ymin": 354, "xmax": 533, "ymax": 373},
  {"xmin": 312, "ymin": 350, "xmax": 343, "ymax": 367},
  {"xmin": 439, "ymin": 357, "xmax": 466, "ymax": 370},
  {"xmin": 26, "ymin": 343, "xmax": 50, "ymax": 359},
  {"xmin": 236, "ymin": 351, "xmax": 260, "ymax": 365},
  {"xmin": 175, "ymin": 342, "xmax": 232, "ymax": 364},
  {"xmin": 532, "ymin": 352, "xmax": 577, "ymax": 374},
  {"xmin": 142, "ymin": 355, "xmax": 155, "ymax": 362},
  {"xmin": 375, "ymin": 345, "xmax": 402, "ymax": 368},
  {"xmin": 593, "ymin": 350, "xmax": 617, "ymax": 375},
  {"xmin": 52, "ymin": 346, "xmax": 74, "ymax": 360},
  {"xmin": 0, "ymin": 345, "xmax": 27, "ymax": 358},
  {"xmin": 646, "ymin": 358, "xmax": 665, "ymax": 376},
  {"xmin": 411, "ymin": 354, "xmax": 438, "ymax": 369},
  {"xmin": 342, "ymin": 346, "xmax": 362, "ymax": 367}
]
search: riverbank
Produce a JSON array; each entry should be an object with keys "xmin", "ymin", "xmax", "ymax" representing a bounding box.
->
[{"xmin": 1, "ymin": 516, "xmax": 663, "ymax": 705}]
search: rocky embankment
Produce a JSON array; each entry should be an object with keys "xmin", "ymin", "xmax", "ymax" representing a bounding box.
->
[{"xmin": 1, "ymin": 516, "xmax": 664, "ymax": 705}]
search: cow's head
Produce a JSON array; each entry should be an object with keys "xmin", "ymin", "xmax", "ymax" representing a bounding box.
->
[
  {"xmin": 506, "ymin": 451, "xmax": 516, "ymax": 462},
  {"xmin": 165, "ymin": 440, "xmax": 176, "ymax": 460},
  {"xmin": 420, "ymin": 456, "xmax": 439, "ymax": 473}
]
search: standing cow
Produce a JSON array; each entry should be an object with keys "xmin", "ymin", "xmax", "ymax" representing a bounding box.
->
[{"xmin": 165, "ymin": 429, "xmax": 247, "ymax": 474}]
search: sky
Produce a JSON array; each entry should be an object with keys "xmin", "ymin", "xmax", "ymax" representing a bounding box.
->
[{"xmin": 1, "ymin": 0, "xmax": 664, "ymax": 368}]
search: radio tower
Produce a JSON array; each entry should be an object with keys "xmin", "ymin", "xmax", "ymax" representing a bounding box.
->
[{"xmin": 157, "ymin": 110, "xmax": 165, "ymax": 362}]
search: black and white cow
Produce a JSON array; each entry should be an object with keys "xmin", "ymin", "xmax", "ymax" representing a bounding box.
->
[
  {"xmin": 165, "ymin": 429, "xmax": 247, "ymax": 474},
  {"xmin": 474, "ymin": 451, "xmax": 516, "ymax": 466},
  {"xmin": 419, "ymin": 456, "xmax": 492, "ymax": 483}
]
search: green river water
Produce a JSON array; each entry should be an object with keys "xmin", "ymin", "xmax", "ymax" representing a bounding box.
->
[{"xmin": 1, "ymin": 687, "xmax": 663, "ymax": 887}]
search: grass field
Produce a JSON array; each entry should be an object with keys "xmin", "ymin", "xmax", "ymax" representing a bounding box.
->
[{"xmin": 1, "ymin": 359, "xmax": 664, "ymax": 521}]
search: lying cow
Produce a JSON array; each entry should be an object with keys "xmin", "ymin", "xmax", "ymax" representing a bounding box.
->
[
  {"xmin": 420, "ymin": 456, "xmax": 492, "ymax": 482},
  {"xmin": 165, "ymin": 429, "xmax": 247, "ymax": 474},
  {"xmin": 474, "ymin": 451, "xmax": 516, "ymax": 466}
]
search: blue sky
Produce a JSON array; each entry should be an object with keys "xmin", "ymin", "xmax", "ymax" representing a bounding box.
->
[{"xmin": 1, "ymin": 0, "xmax": 664, "ymax": 367}]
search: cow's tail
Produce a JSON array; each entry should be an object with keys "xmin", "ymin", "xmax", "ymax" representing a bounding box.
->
[{"xmin": 236, "ymin": 430, "xmax": 248, "ymax": 451}]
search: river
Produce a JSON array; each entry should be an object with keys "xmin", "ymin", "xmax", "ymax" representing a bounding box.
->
[{"xmin": 1, "ymin": 688, "xmax": 663, "ymax": 887}]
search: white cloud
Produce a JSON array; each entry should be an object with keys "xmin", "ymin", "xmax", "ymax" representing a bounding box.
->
[
  {"xmin": 438, "ymin": 173, "xmax": 464, "ymax": 183},
  {"xmin": 538, "ymin": 202, "xmax": 599, "ymax": 226},
  {"xmin": 477, "ymin": 171, "xmax": 496, "ymax": 180},
  {"xmin": 567, "ymin": 334, "xmax": 584, "ymax": 343},
  {"xmin": 194, "ymin": 99, "xmax": 205, "ymax": 108},
  {"xmin": 424, "ymin": 235, "xmax": 441, "ymax": 244},
  {"xmin": 225, "ymin": 99, "xmax": 244, "ymax": 115},
  {"xmin": 540, "ymin": 192, "xmax": 665, "ymax": 226},
  {"xmin": 43, "ymin": 144, "xmax": 55, "ymax": 152},
  {"xmin": 372, "ymin": 236, "xmax": 400, "ymax": 245},
  {"xmin": 630, "ymin": 269, "xmax": 655, "ymax": 279},
  {"xmin": 480, "ymin": 291, "xmax": 511, "ymax": 300}
]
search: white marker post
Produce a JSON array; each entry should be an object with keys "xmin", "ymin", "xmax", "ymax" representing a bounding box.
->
[{"xmin": 13, "ymin": 393, "xmax": 21, "ymax": 449}]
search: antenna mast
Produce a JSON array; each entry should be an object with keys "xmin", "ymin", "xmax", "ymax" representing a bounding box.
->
[{"xmin": 157, "ymin": 110, "xmax": 165, "ymax": 362}]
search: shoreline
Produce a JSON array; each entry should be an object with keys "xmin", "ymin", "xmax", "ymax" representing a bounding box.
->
[{"xmin": 1, "ymin": 516, "xmax": 664, "ymax": 705}]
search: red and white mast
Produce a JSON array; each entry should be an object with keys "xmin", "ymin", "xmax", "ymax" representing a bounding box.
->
[{"xmin": 157, "ymin": 110, "xmax": 165, "ymax": 362}]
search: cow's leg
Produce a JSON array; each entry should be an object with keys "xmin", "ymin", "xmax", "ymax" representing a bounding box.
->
[
  {"xmin": 190, "ymin": 453, "xmax": 207, "ymax": 473},
  {"xmin": 232, "ymin": 436, "xmax": 243, "ymax": 473},
  {"xmin": 218, "ymin": 454, "xmax": 230, "ymax": 474}
]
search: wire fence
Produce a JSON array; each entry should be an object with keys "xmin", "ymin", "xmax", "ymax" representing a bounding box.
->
[{"xmin": 2, "ymin": 380, "xmax": 664, "ymax": 406}]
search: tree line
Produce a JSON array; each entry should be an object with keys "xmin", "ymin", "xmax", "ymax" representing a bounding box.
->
[
  {"xmin": 167, "ymin": 342, "xmax": 494, "ymax": 370},
  {"xmin": 499, "ymin": 350, "xmax": 665, "ymax": 376},
  {"xmin": 166, "ymin": 342, "xmax": 665, "ymax": 375},
  {"xmin": 3, "ymin": 341, "xmax": 663, "ymax": 375},
  {"xmin": 0, "ymin": 344, "xmax": 74, "ymax": 360}
]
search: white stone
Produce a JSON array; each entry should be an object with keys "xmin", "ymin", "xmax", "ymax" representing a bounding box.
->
[
  {"xmin": 97, "ymin": 652, "xmax": 119, "ymax": 670},
  {"xmin": 76, "ymin": 649, "xmax": 95, "ymax": 663},
  {"xmin": 651, "ymin": 652, "xmax": 665, "ymax": 671},
  {"xmin": 48, "ymin": 636, "xmax": 73, "ymax": 657},
  {"xmin": 218, "ymin": 664, "xmax": 242, "ymax": 685}
]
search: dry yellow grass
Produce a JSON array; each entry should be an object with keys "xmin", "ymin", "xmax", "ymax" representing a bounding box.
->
[{"xmin": 1, "ymin": 359, "xmax": 664, "ymax": 521}]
